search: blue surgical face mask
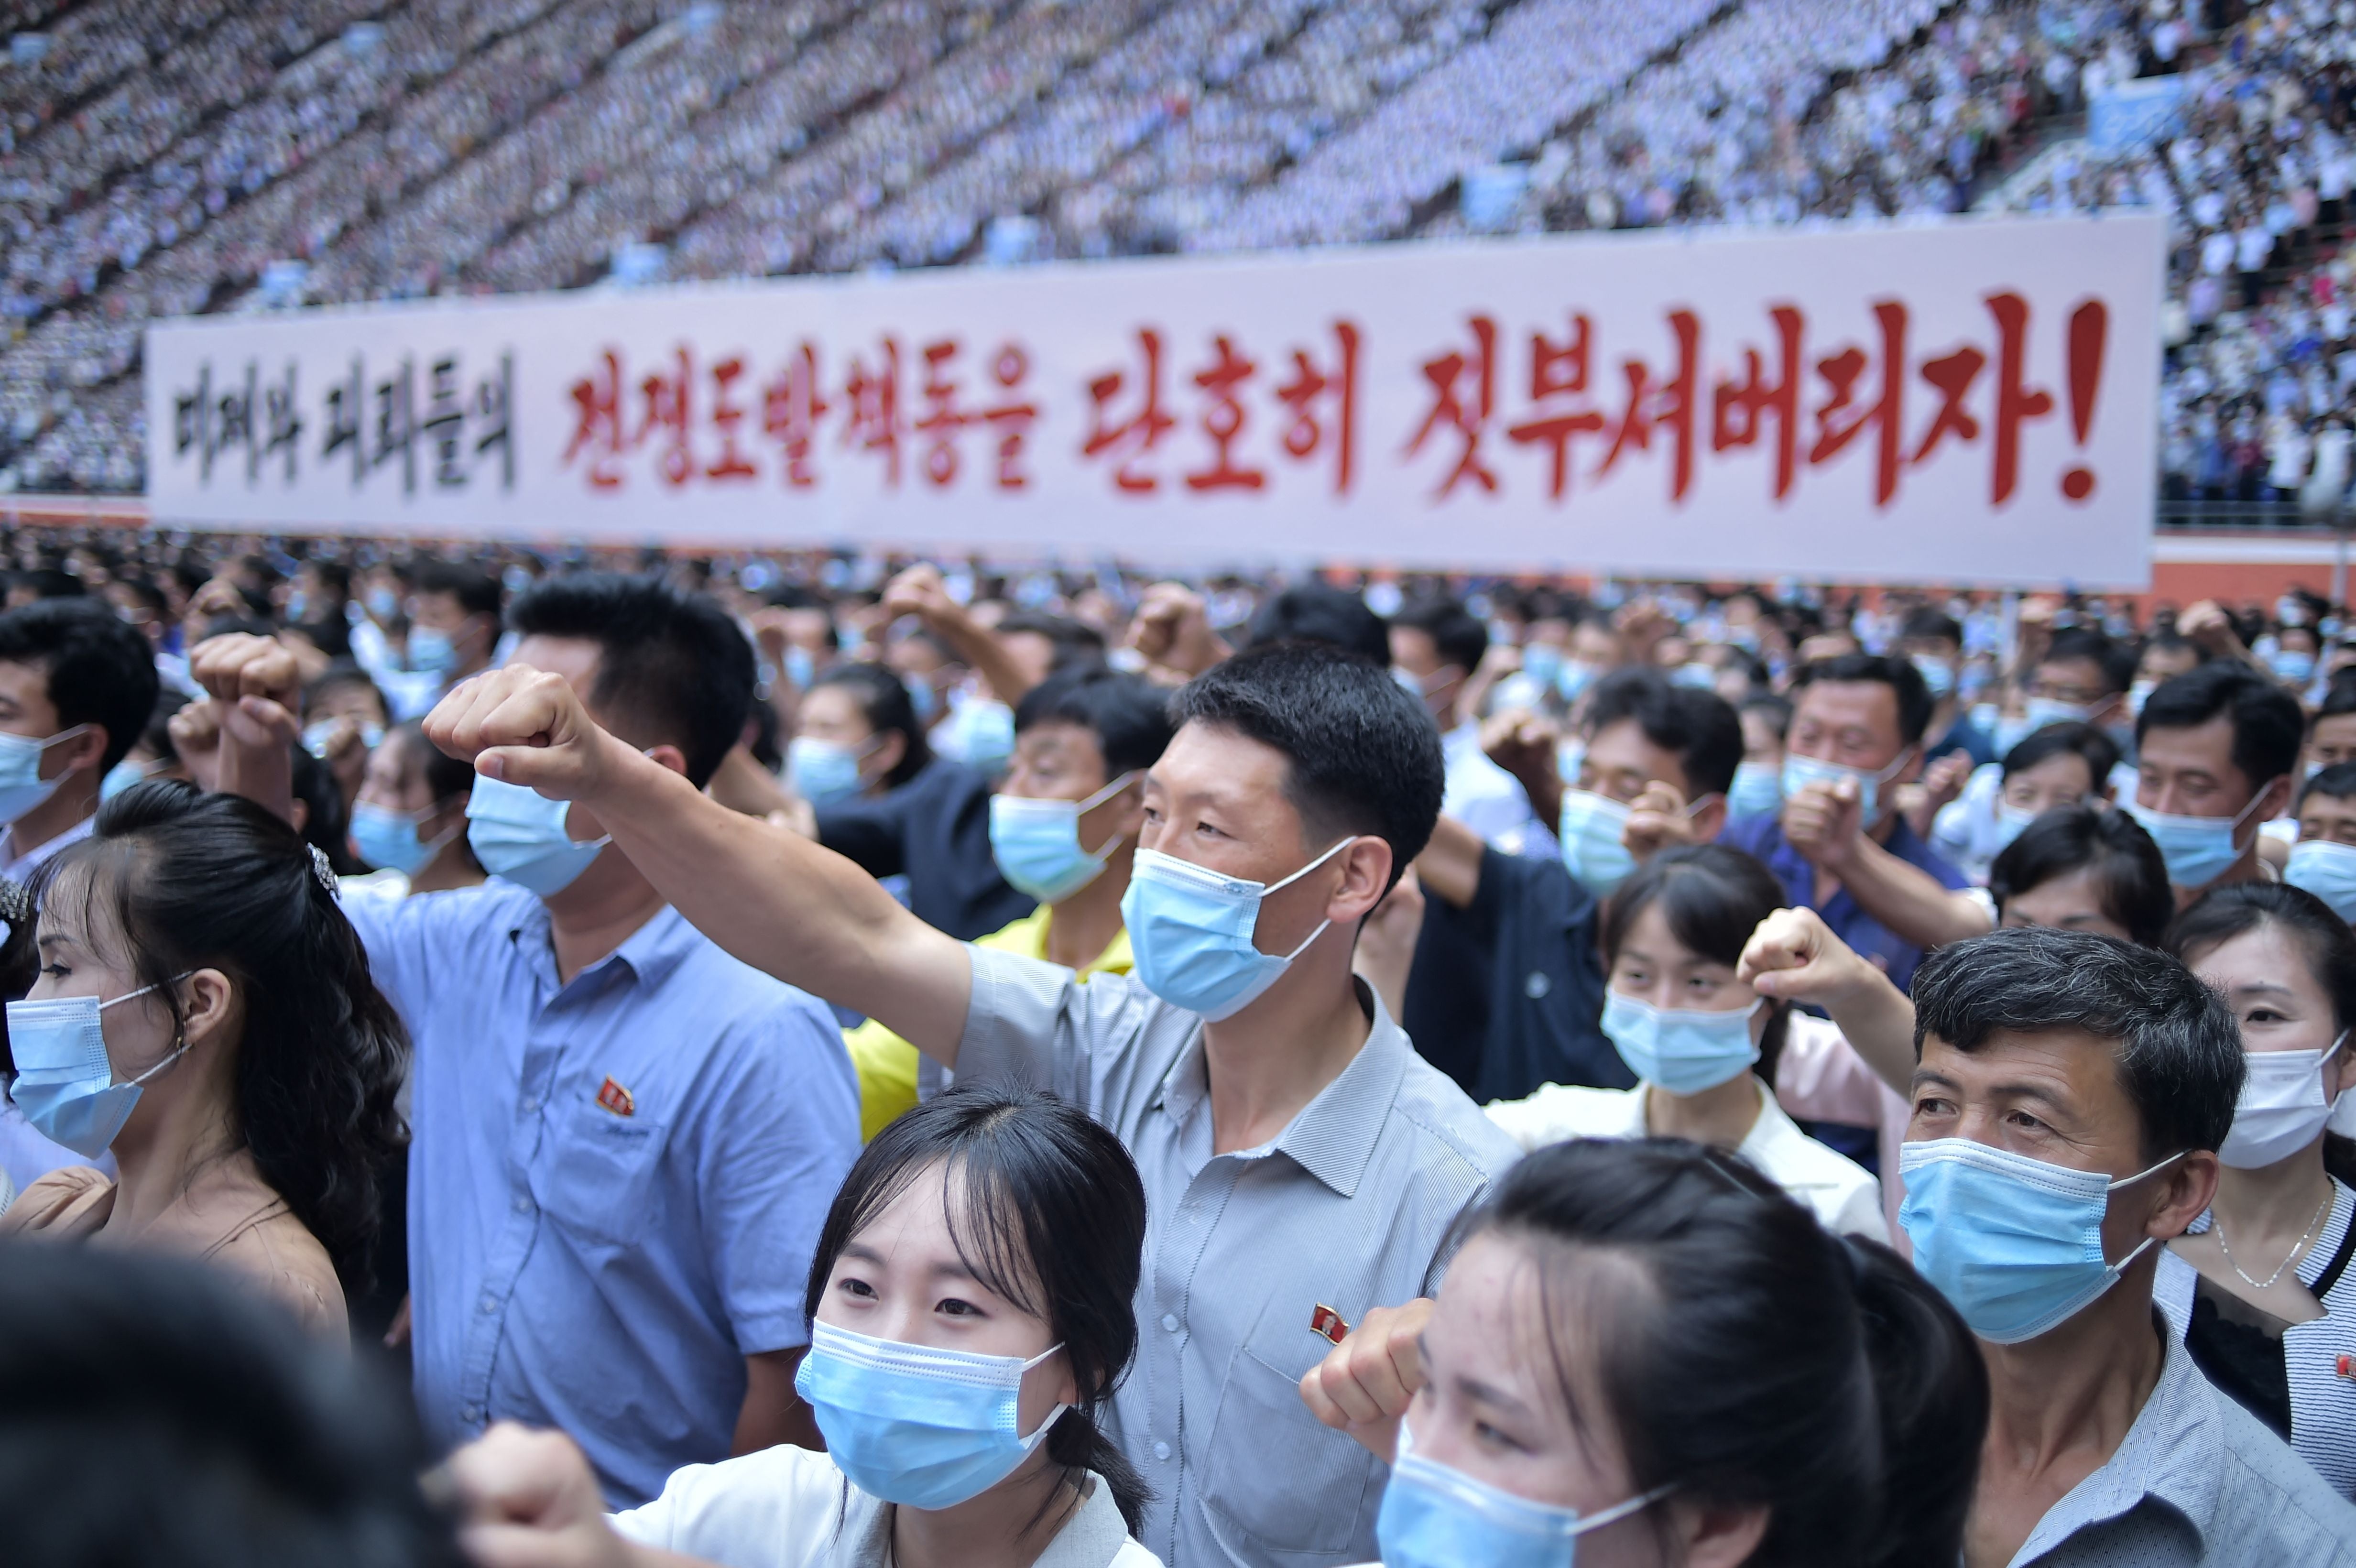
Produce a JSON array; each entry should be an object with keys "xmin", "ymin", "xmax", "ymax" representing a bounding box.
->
[
  {"xmin": 100, "ymin": 758, "xmax": 157, "ymax": 802},
  {"xmin": 782, "ymin": 645, "xmax": 817, "ymax": 692},
  {"xmin": 1119, "ymin": 837, "xmax": 1356, "ymax": 1021},
  {"xmin": 1779, "ymin": 750, "xmax": 1907, "ymax": 824},
  {"xmin": 2126, "ymin": 678, "xmax": 2157, "ymax": 718},
  {"xmin": 1898, "ymin": 1138, "xmax": 2181, "ymax": 1344},
  {"xmin": 941, "ymin": 693, "xmax": 1017, "ymax": 774},
  {"xmin": 2287, "ymin": 838, "xmax": 2356, "ymax": 923},
  {"xmin": 907, "ymin": 678, "xmax": 940, "ymax": 724},
  {"xmin": 1558, "ymin": 790, "xmax": 1637, "ymax": 898},
  {"xmin": 302, "ymin": 717, "xmax": 384, "ymax": 759},
  {"xmin": 8, "ymin": 980, "xmax": 192, "ymax": 1158},
  {"xmin": 789, "ymin": 736, "xmax": 870, "ymax": 806},
  {"xmin": 0, "ymin": 724, "xmax": 88, "ymax": 826},
  {"xmin": 1377, "ymin": 1417, "xmax": 1669, "ymax": 1568},
  {"xmin": 2273, "ymin": 651, "xmax": 2317, "ymax": 685},
  {"xmin": 1602, "ymin": 990, "xmax": 1763, "ymax": 1094},
  {"xmin": 1557, "ymin": 661, "xmax": 1603, "ymax": 702},
  {"xmin": 367, "ymin": 586, "xmax": 399, "ymax": 620},
  {"xmin": 2022, "ymin": 695, "xmax": 2093, "ymax": 733},
  {"xmin": 1911, "ymin": 654, "xmax": 1957, "ymax": 699},
  {"xmin": 465, "ymin": 776, "xmax": 610, "ymax": 897},
  {"xmin": 1519, "ymin": 643, "xmax": 1564, "ymax": 690},
  {"xmin": 988, "ymin": 772, "xmax": 1138, "ymax": 904},
  {"xmin": 2122, "ymin": 784, "xmax": 2273, "ymax": 890},
  {"xmin": 794, "ymin": 1320, "xmax": 1066, "ymax": 1510},
  {"xmin": 351, "ymin": 801, "xmax": 455, "ymax": 877},
  {"xmin": 1727, "ymin": 760, "xmax": 1783, "ymax": 818},
  {"xmin": 407, "ymin": 626, "xmax": 458, "ymax": 675},
  {"xmin": 1992, "ymin": 799, "xmax": 2040, "ymax": 852}
]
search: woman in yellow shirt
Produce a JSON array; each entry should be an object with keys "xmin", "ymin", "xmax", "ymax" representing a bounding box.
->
[{"xmin": 848, "ymin": 667, "xmax": 1174, "ymax": 1137}]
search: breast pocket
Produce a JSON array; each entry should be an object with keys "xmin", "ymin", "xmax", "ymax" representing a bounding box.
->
[
  {"xmin": 534, "ymin": 1104, "xmax": 668, "ymax": 1248},
  {"xmin": 1200, "ymin": 1329, "xmax": 1380, "ymax": 1559}
]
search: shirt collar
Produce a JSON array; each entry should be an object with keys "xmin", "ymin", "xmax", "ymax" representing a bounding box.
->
[
  {"xmin": 2022, "ymin": 1318, "xmax": 2223, "ymax": 1560},
  {"xmin": 1153, "ymin": 979, "xmax": 1410, "ymax": 1199},
  {"xmin": 505, "ymin": 900, "xmax": 695, "ymax": 993}
]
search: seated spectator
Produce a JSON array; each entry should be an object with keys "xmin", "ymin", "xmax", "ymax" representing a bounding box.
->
[
  {"xmin": 446, "ymin": 1087, "xmax": 1160, "ymax": 1567},
  {"xmin": 1485, "ymin": 844, "xmax": 1888, "ymax": 1240},
  {"xmin": 800, "ymin": 663, "xmax": 1033, "ymax": 943},
  {"xmin": 0, "ymin": 1247, "xmax": 462, "ymax": 1568},
  {"xmin": 1299, "ymin": 1138, "xmax": 1987, "ymax": 1568},
  {"xmin": 1903, "ymin": 926, "xmax": 2356, "ymax": 1563},
  {"xmin": 848, "ymin": 668, "xmax": 1172, "ymax": 1138},
  {"xmin": 0, "ymin": 784, "xmax": 407, "ymax": 1342}
]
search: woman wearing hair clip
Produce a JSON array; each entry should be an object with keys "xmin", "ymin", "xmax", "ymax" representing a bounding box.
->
[
  {"xmin": 447, "ymin": 1085, "xmax": 1160, "ymax": 1568},
  {"xmin": 0, "ymin": 782, "xmax": 408, "ymax": 1343}
]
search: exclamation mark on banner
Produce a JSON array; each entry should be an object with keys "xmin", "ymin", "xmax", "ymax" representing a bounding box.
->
[{"xmin": 2060, "ymin": 299, "xmax": 2106, "ymax": 502}]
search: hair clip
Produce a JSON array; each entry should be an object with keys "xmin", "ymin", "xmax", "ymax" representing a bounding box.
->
[
  {"xmin": 308, "ymin": 844, "xmax": 340, "ymax": 898},
  {"xmin": 0, "ymin": 879, "xmax": 29, "ymax": 928}
]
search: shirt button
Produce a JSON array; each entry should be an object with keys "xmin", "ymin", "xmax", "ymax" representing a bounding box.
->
[
  {"xmin": 461, "ymin": 1404, "xmax": 483, "ymax": 1423},
  {"xmin": 1524, "ymin": 970, "xmax": 1552, "ymax": 999},
  {"xmin": 1154, "ymin": 1441, "xmax": 1172, "ymax": 1461},
  {"xmin": 1161, "ymin": 1314, "xmax": 1180, "ymax": 1332},
  {"xmin": 479, "ymin": 1294, "xmax": 498, "ymax": 1314},
  {"xmin": 518, "ymin": 1096, "xmax": 540, "ymax": 1115},
  {"xmin": 513, "ymin": 1194, "xmax": 533, "ymax": 1215}
]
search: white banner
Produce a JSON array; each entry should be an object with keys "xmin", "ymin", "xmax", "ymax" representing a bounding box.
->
[{"xmin": 145, "ymin": 215, "xmax": 2162, "ymax": 586}]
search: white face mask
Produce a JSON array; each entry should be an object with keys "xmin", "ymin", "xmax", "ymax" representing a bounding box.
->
[{"xmin": 2220, "ymin": 1032, "xmax": 2347, "ymax": 1169}]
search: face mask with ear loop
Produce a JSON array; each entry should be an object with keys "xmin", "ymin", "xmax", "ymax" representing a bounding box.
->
[
  {"xmin": 1119, "ymin": 836, "xmax": 1360, "ymax": 1020},
  {"xmin": 8, "ymin": 974, "xmax": 198, "ymax": 1158}
]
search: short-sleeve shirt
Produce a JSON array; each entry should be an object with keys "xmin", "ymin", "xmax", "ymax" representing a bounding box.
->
[
  {"xmin": 346, "ymin": 883, "xmax": 861, "ymax": 1506},
  {"xmin": 1401, "ymin": 847, "xmax": 1625, "ymax": 1103},
  {"xmin": 956, "ymin": 949, "xmax": 1523, "ymax": 1568},
  {"xmin": 1719, "ymin": 811, "xmax": 1969, "ymax": 992},
  {"xmin": 2008, "ymin": 1314, "xmax": 2356, "ymax": 1566}
]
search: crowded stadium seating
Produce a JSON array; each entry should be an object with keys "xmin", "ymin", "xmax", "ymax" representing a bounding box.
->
[{"xmin": 0, "ymin": 0, "xmax": 2349, "ymax": 505}]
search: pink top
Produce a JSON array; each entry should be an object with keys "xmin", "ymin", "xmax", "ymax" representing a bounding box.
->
[{"xmin": 1773, "ymin": 1012, "xmax": 1913, "ymax": 1253}]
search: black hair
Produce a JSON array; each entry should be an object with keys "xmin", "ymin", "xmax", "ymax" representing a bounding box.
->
[
  {"xmin": 1243, "ymin": 584, "xmax": 1390, "ymax": 667},
  {"xmin": 33, "ymin": 783, "xmax": 409, "ymax": 1293},
  {"xmin": 2140, "ymin": 628, "xmax": 2205, "ymax": 671},
  {"xmin": 1910, "ymin": 926, "xmax": 2245, "ymax": 1161},
  {"xmin": 139, "ymin": 690, "xmax": 190, "ymax": 769},
  {"xmin": 1390, "ymin": 596, "xmax": 1488, "ymax": 674},
  {"xmin": 1738, "ymin": 691, "xmax": 1792, "ymax": 740},
  {"xmin": 808, "ymin": 664, "xmax": 931, "ymax": 790},
  {"xmin": 2000, "ymin": 720, "xmax": 2119, "ymax": 790},
  {"xmin": 0, "ymin": 1246, "xmax": 461, "ymax": 1568},
  {"xmin": 2303, "ymin": 760, "xmax": 2356, "ymax": 808},
  {"xmin": 1168, "ymin": 640, "xmax": 1443, "ymax": 891},
  {"xmin": 1467, "ymin": 1140, "xmax": 1986, "ymax": 1568},
  {"xmin": 2165, "ymin": 882, "xmax": 2356, "ymax": 1185},
  {"xmin": 507, "ymin": 573, "xmax": 754, "ymax": 788},
  {"xmin": 408, "ymin": 560, "xmax": 502, "ymax": 620},
  {"xmin": 2315, "ymin": 672, "xmax": 2356, "ymax": 724},
  {"xmin": 1988, "ymin": 805, "xmax": 2174, "ymax": 948},
  {"xmin": 2136, "ymin": 661, "xmax": 2304, "ymax": 794},
  {"xmin": 296, "ymin": 669, "xmax": 383, "ymax": 730},
  {"xmin": 804, "ymin": 1087, "xmax": 1149, "ymax": 1533},
  {"xmin": 994, "ymin": 611, "xmax": 1107, "ymax": 672},
  {"xmin": 305, "ymin": 561, "xmax": 353, "ymax": 599},
  {"xmin": 288, "ymin": 744, "xmax": 359, "ymax": 877},
  {"xmin": 1585, "ymin": 668, "xmax": 1744, "ymax": 799},
  {"xmin": 2039, "ymin": 628, "xmax": 2135, "ymax": 697},
  {"xmin": 1013, "ymin": 667, "xmax": 1175, "ymax": 778},
  {"xmin": 0, "ymin": 598, "xmax": 161, "ymax": 774},
  {"xmin": 1601, "ymin": 845, "xmax": 1792, "ymax": 1080},
  {"xmin": 1900, "ymin": 609, "xmax": 1963, "ymax": 648},
  {"xmin": 1789, "ymin": 653, "xmax": 1933, "ymax": 746}
]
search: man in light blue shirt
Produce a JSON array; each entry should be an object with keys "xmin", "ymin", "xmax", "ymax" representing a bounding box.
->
[{"xmin": 195, "ymin": 577, "xmax": 859, "ymax": 1507}]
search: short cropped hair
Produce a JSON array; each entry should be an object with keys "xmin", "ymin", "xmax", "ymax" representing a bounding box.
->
[
  {"xmin": 1585, "ymin": 667, "xmax": 1744, "ymax": 798},
  {"xmin": 1901, "ymin": 609, "xmax": 1963, "ymax": 648},
  {"xmin": 0, "ymin": 599, "xmax": 161, "ymax": 774},
  {"xmin": 1910, "ymin": 926, "xmax": 2244, "ymax": 1161},
  {"xmin": 1390, "ymin": 596, "xmax": 1488, "ymax": 674},
  {"xmin": 2136, "ymin": 661, "xmax": 2303, "ymax": 793},
  {"xmin": 1789, "ymin": 653, "xmax": 1934, "ymax": 746},
  {"xmin": 2303, "ymin": 760, "xmax": 2356, "ymax": 809},
  {"xmin": 1243, "ymin": 584, "xmax": 1390, "ymax": 667},
  {"xmin": 507, "ymin": 573, "xmax": 753, "ymax": 788},
  {"xmin": 409, "ymin": 559, "xmax": 502, "ymax": 619},
  {"xmin": 1169, "ymin": 641, "xmax": 1443, "ymax": 891},
  {"xmin": 2000, "ymin": 720, "xmax": 2119, "ymax": 789},
  {"xmin": 1988, "ymin": 805, "xmax": 2173, "ymax": 947},
  {"xmin": 2039, "ymin": 629, "xmax": 2135, "ymax": 697},
  {"xmin": 1014, "ymin": 667, "xmax": 1175, "ymax": 778}
]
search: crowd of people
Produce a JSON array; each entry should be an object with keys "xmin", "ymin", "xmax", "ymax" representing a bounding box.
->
[
  {"xmin": 5, "ymin": 0, "xmax": 2356, "ymax": 501},
  {"xmin": 0, "ymin": 524, "xmax": 2354, "ymax": 1566}
]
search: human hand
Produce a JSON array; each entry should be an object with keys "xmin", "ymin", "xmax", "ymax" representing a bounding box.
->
[
  {"xmin": 192, "ymin": 632, "xmax": 302, "ymax": 711},
  {"xmin": 1623, "ymin": 779, "xmax": 1698, "ymax": 857},
  {"xmin": 1298, "ymin": 1298, "xmax": 1435, "ymax": 1464},
  {"xmin": 1918, "ymin": 752, "xmax": 1972, "ymax": 816},
  {"xmin": 881, "ymin": 564, "xmax": 961, "ymax": 627},
  {"xmin": 442, "ymin": 1423, "xmax": 635, "ymax": 1568},
  {"xmin": 1124, "ymin": 582, "xmax": 1230, "ymax": 680},
  {"xmin": 1780, "ymin": 779, "xmax": 1864, "ymax": 870},
  {"xmin": 1736, "ymin": 906, "xmax": 1882, "ymax": 1010},
  {"xmin": 2177, "ymin": 600, "xmax": 2250, "ymax": 662},
  {"xmin": 424, "ymin": 666, "xmax": 623, "ymax": 802},
  {"xmin": 166, "ymin": 700, "xmax": 224, "ymax": 793}
]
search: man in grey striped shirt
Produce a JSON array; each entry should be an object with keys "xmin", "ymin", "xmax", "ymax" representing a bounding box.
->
[{"xmin": 427, "ymin": 639, "xmax": 1523, "ymax": 1568}]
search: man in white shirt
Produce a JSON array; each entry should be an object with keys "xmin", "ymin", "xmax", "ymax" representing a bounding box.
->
[{"xmin": 1390, "ymin": 596, "xmax": 1547, "ymax": 850}]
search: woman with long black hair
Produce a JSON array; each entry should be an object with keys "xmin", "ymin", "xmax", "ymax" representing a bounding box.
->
[{"xmin": 0, "ymin": 781, "xmax": 408, "ymax": 1341}]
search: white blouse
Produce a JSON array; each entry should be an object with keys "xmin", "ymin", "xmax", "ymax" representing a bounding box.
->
[
  {"xmin": 1485, "ymin": 1076, "xmax": 1890, "ymax": 1242},
  {"xmin": 612, "ymin": 1444, "xmax": 1163, "ymax": 1568}
]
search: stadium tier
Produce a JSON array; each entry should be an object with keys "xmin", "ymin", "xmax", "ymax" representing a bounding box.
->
[{"xmin": 0, "ymin": 0, "xmax": 2350, "ymax": 507}]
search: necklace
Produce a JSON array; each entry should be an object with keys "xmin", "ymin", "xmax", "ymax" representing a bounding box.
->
[{"xmin": 2213, "ymin": 1189, "xmax": 2334, "ymax": 1291}]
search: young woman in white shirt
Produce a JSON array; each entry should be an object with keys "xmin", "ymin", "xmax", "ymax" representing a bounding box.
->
[
  {"xmin": 1484, "ymin": 844, "xmax": 1890, "ymax": 1240},
  {"xmin": 447, "ymin": 1086, "xmax": 1160, "ymax": 1568},
  {"xmin": 1300, "ymin": 1137, "xmax": 1987, "ymax": 1568}
]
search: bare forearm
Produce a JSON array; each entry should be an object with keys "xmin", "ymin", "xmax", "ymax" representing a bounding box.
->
[
  {"xmin": 931, "ymin": 613, "xmax": 1038, "ymax": 708},
  {"xmin": 217, "ymin": 716, "xmax": 295, "ymax": 826},
  {"xmin": 594, "ymin": 741, "xmax": 972, "ymax": 1056},
  {"xmin": 1415, "ymin": 817, "xmax": 1486, "ymax": 909},
  {"xmin": 1831, "ymin": 836, "xmax": 1992, "ymax": 950},
  {"xmin": 1820, "ymin": 975, "xmax": 1920, "ymax": 1098}
]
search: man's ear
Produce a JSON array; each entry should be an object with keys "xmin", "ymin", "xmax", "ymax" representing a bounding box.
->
[
  {"xmin": 1328, "ymin": 836, "xmax": 1396, "ymax": 923},
  {"xmin": 646, "ymin": 744, "xmax": 691, "ymax": 779},
  {"xmin": 51, "ymin": 726, "xmax": 108, "ymax": 781},
  {"xmin": 1690, "ymin": 796, "xmax": 1727, "ymax": 844}
]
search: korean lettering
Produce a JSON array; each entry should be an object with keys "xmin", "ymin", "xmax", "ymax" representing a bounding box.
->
[
  {"xmin": 1272, "ymin": 320, "xmax": 1361, "ymax": 496},
  {"xmin": 1081, "ymin": 328, "xmax": 1175, "ymax": 493},
  {"xmin": 322, "ymin": 358, "xmax": 366, "ymax": 487},
  {"xmin": 1405, "ymin": 315, "xmax": 1499, "ymax": 497},
  {"xmin": 371, "ymin": 357, "xmax": 417, "ymax": 496},
  {"xmin": 763, "ymin": 342, "xmax": 829, "ymax": 488}
]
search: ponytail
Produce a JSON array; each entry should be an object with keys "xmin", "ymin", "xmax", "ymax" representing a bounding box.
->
[{"xmin": 1839, "ymin": 1235, "xmax": 1989, "ymax": 1568}]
